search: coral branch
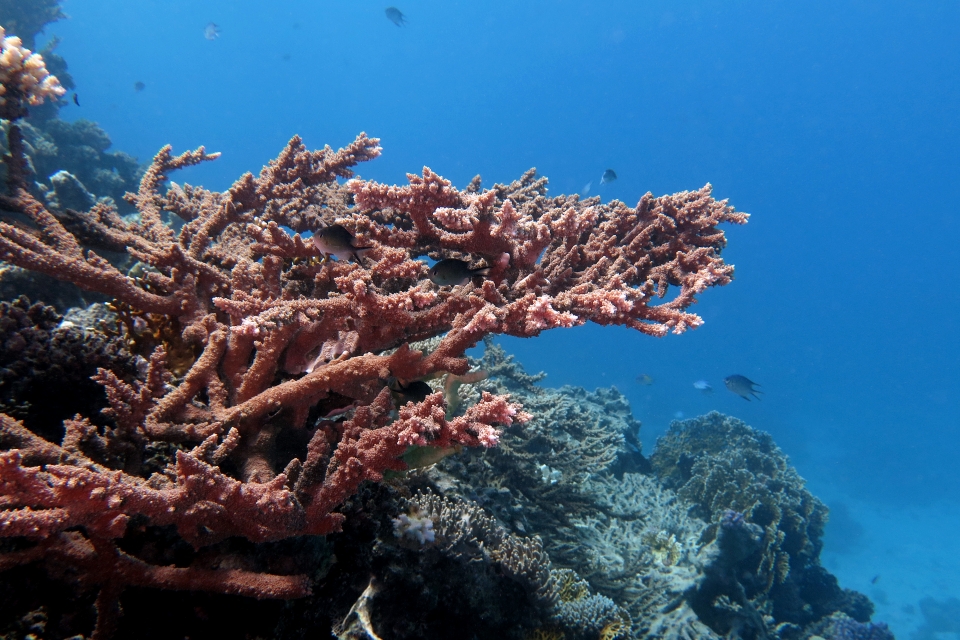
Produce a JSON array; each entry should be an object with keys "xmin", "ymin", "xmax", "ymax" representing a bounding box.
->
[{"xmin": 0, "ymin": 91, "xmax": 745, "ymax": 634}]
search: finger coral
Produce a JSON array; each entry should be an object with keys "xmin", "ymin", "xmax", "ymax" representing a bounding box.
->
[{"xmin": 0, "ymin": 25, "xmax": 65, "ymax": 119}]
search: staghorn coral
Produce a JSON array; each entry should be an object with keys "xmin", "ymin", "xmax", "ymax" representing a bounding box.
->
[
  {"xmin": 396, "ymin": 492, "xmax": 632, "ymax": 640},
  {"xmin": 428, "ymin": 347, "xmax": 720, "ymax": 638},
  {"xmin": 0, "ymin": 51, "xmax": 747, "ymax": 635},
  {"xmin": 432, "ymin": 342, "xmax": 641, "ymax": 542},
  {"xmin": 433, "ymin": 352, "xmax": 888, "ymax": 639}
]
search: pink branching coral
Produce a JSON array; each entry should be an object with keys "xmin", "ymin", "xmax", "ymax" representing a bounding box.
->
[
  {"xmin": 0, "ymin": 25, "xmax": 65, "ymax": 119},
  {"xmin": 0, "ymin": 60, "xmax": 746, "ymax": 634}
]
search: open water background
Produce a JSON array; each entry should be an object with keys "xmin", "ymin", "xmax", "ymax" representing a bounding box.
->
[{"xmin": 35, "ymin": 1, "xmax": 960, "ymax": 636}]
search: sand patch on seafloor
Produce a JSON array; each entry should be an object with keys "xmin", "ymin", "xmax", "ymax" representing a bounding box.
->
[{"xmin": 819, "ymin": 495, "xmax": 960, "ymax": 640}]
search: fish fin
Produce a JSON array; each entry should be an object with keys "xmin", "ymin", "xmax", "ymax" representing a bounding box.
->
[{"xmin": 350, "ymin": 247, "xmax": 373, "ymax": 265}]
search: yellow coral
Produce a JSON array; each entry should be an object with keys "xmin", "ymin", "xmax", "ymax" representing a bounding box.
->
[
  {"xmin": 554, "ymin": 568, "xmax": 590, "ymax": 602},
  {"xmin": 598, "ymin": 616, "xmax": 629, "ymax": 640},
  {"xmin": 525, "ymin": 628, "xmax": 566, "ymax": 640},
  {"xmin": 642, "ymin": 529, "xmax": 683, "ymax": 567}
]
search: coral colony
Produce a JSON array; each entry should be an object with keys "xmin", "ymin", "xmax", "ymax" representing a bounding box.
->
[
  {"xmin": 0, "ymin": 27, "xmax": 65, "ymax": 120},
  {"xmin": 0, "ymin": 30, "xmax": 727, "ymax": 621},
  {"xmin": 14, "ymin": 23, "xmax": 906, "ymax": 640}
]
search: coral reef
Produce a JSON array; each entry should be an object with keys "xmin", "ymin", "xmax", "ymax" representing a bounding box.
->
[
  {"xmin": 0, "ymin": 0, "xmax": 66, "ymax": 50},
  {"xmin": 428, "ymin": 346, "xmax": 718, "ymax": 638},
  {"xmin": 0, "ymin": 42, "xmax": 749, "ymax": 637},
  {"xmin": 808, "ymin": 612, "xmax": 894, "ymax": 640},
  {"xmin": 0, "ymin": 11, "xmax": 141, "ymax": 308},
  {"xmin": 0, "ymin": 25, "xmax": 63, "ymax": 120},
  {"xmin": 0, "ymin": 296, "xmax": 136, "ymax": 440},
  {"xmin": 426, "ymin": 353, "xmax": 888, "ymax": 640},
  {"xmin": 0, "ymin": 10, "xmax": 136, "ymax": 221},
  {"xmin": 652, "ymin": 412, "xmax": 874, "ymax": 636}
]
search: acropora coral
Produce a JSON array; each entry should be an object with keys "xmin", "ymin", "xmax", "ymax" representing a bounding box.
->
[
  {"xmin": 0, "ymin": 33, "xmax": 749, "ymax": 638},
  {"xmin": 0, "ymin": 25, "xmax": 63, "ymax": 120}
]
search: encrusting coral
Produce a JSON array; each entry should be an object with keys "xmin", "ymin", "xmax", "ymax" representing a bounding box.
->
[{"xmin": 0, "ymin": 33, "xmax": 749, "ymax": 639}]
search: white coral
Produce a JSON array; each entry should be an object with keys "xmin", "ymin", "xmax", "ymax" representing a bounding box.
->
[
  {"xmin": 392, "ymin": 511, "xmax": 435, "ymax": 545},
  {"xmin": 0, "ymin": 26, "xmax": 66, "ymax": 115}
]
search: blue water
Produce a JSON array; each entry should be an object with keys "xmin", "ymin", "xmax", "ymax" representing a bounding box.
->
[{"xmin": 43, "ymin": 1, "xmax": 960, "ymax": 635}]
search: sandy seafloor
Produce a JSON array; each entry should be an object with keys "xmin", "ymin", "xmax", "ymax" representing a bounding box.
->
[{"xmin": 818, "ymin": 494, "xmax": 960, "ymax": 639}]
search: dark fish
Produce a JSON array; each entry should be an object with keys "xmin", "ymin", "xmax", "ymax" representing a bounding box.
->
[
  {"xmin": 402, "ymin": 444, "xmax": 462, "ymax": 470},
  {"xmin": 385, "ymin": 7, "xmax": 407, "ymax": 26},
  {"xmin": 204, "ymin": 22, "xmax": 221, "ymax": 40},
  {"xmin": 72, "ymin": 93, "xmax": 79, "ymax": 106},
  {"xmin": 313, "ymin": 224, "xmax": 372, "ymax": 263},
  {"xmin": 389, "ymin": 378, "xmax": 433, "ymax": 405},
  {"xmin": 871, "ymin": 575, "xmax": 880, "ymax": 585},
  {"xmin": 134, "ymin": 81, "xmax": 146, "ymax": 92},
  {"xmin": 428, "ymin": 259, "xmax": 489, "ymax": 286},
  {"xmin": 724, "ymin": 374, "xmax": 762, "ymax": 401},
  {"xmin": 600, "ymin": 169, "xmax": 617, "ymax": 184}
]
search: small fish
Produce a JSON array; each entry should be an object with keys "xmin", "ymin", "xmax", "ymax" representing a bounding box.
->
[
  {"xmin": 635, "ymin": 373, "xmax": 654, "ymax": 386},
  {"xmin": 313, "ymin": 224, "xmax": 372, "ymax": 263},
  {"xmin": 134, "ymin": 81, "xmax": 146, "ymax": 92},
  {"xmin": 724, "ymin": 374, "xmax": 762, "ymax": 401},
  {"xmin": 581, "ymin": 181, "xmax": 592, "ymax": 196},
  {"xmin": 385, "ymin": 7, "xmax": 407, "ymax": 26},
  {"xmin": 389, "ymin": 378, "xmax": 433, "ymax": 405},
  {"xmin": 402, "ymin": 444, "xmax": 462, "ymax": 470},
  {"xmin": 72, "ymin": 93, "xmax": 79, "ymax": 106},
  {"xmin": 600, "ymin": 169, "xmax": 617, "ymax": 184},
  {"xmin": 428, "ymin": 259, "xmax": 489, "ymax": 286},
  {"xmin": 693, "ymin": 380, "xmax": 713, "ymax": 394},
  {"xmin": 204, "ymin": 22, "xmax": 221, "ymax": 40},
  {"xmin": 870, "ymin": 575, "xmax": 881, "ymax": 585}
]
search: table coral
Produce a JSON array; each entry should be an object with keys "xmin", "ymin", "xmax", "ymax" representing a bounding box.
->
[{"xmin": 0, "ymin": 27, "xmax": 749, "ymax": 637}]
